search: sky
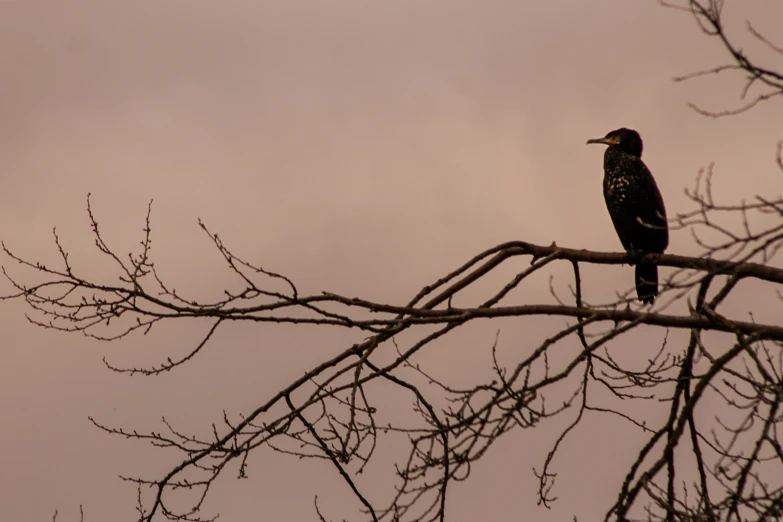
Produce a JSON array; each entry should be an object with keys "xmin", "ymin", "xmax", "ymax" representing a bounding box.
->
[{"xmin": 1, "ymin": 1, "xmax": 782, "ymax": 521}]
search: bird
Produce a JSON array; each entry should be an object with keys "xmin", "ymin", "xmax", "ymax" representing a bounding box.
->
[{"xmin": 586, "ymin": 128, "xmax": 668, "ymax": 304}]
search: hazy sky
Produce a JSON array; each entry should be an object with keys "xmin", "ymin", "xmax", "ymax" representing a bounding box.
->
[{"xmin": 1, "ymin": 1, "xmax": 782, "ymax": 521}]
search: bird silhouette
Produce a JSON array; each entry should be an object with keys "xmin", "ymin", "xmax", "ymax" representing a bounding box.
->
[{"xmin": 587, "ymin": 128, "xmax": 668, "ymax": 304}]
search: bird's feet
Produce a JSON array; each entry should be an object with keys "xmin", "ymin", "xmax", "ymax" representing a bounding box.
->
[{"xmin": 625, "ymin": 248, "xmax": 644, "ymax": 265}]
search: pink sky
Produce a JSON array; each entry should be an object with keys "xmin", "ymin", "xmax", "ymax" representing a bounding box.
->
[{"xmin": 1, "ymin": 1, "xmax": 782, "ymax": 521}]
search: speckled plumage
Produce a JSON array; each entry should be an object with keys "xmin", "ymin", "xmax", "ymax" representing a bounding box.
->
[{"xmin": 588, "ymin": 128, "xmax": 668, "ymax": 303}]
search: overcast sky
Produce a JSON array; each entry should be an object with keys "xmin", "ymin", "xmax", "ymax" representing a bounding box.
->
[{"xmin": 1, "ymin": 1, "xmax": 782, "ymax": 521}]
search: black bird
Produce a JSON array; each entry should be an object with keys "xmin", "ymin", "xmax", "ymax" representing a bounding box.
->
[{"xmin": 587, "ymin": 128, "xmax": 668, "ymax": 304}]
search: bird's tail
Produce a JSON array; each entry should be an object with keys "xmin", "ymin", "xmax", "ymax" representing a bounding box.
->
[{"xmin": 635, "ymin": 259, "xmax": 658, "ymax": 304}]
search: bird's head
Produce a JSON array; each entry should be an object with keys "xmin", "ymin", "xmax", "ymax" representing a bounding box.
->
[{"xmin": 587, "ymin": 128, "xmax": 643, "ymax": 157}]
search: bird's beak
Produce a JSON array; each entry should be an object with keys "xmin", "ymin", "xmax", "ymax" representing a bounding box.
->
[{"xmin": 586, "ymin": 136, "xmax": 618, "ymax": 146}]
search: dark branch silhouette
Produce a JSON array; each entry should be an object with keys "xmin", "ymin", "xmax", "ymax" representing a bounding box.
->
[
  {"xmin": 4, "ymin": 2, "xmax": 783, "ymax": 521},
  {"xmin": 662, "ymin": 0, "xmax": 783, "ymax": 117},
  {"xmin": 3, "ymin": 163, "xmax": 783, "ymax": 522}
]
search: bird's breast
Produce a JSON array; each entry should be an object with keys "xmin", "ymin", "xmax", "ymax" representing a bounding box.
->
[{"xmin": 604, "ymin": 174, "xmax": 633, "ymax": 200}]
